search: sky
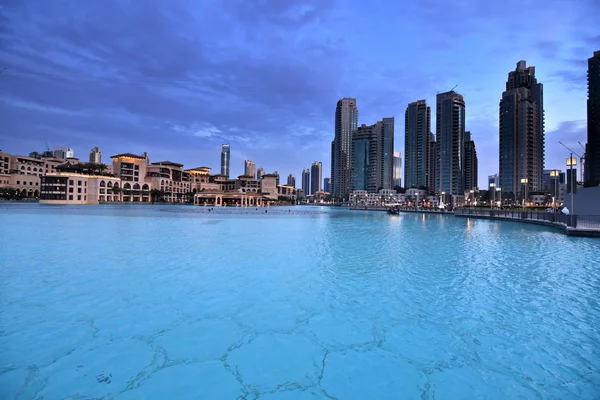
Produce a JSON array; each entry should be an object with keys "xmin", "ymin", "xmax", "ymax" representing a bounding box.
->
[{"xmin": 0, "ymin": 0, "xmax": 598, "ymax": 188}]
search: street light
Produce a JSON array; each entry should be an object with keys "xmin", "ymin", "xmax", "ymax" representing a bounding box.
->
[
  {"xmin": 441, "ymin": 191, "xmax": 445, "ymax": 210},
  {"xmin": 469, "ymin": 189, "xmax": 474, "ymax": 209},
  {"xmin": 550, "ymin": 169, "xmax": 559, "ymax": 213},
  {"xmin": 567, "ymin": 155, "xmax": 577, "ymax": 214},
  {"xmin": 489, "ymin": 183, "xmax": 495, "ymax": 209},
  {"xmin": 520, "ymin": 178, "xmax": 528, "ymax": 211}
]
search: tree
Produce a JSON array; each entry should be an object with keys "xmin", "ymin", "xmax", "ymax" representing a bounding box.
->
[
  {"xmin": 41, "ymin": 151, "xmax": 54, "ymax": 158},
  {"xmin": 150, "ymin": 189, "xmax": 163, "ymax": 203}
]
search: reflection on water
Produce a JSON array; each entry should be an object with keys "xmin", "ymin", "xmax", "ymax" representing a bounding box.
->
[{"xmin": 0, "ymin": 204, "xmax": 599, "ymax": 399}]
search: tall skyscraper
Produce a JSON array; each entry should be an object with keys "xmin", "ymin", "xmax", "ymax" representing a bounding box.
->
[
  {"xmin": 65, "ymin": 148, "xmax": 74, "ymax": 158},
  {"xmin": 393, "ymin": 152, "xmax": 402, "ymax": 188},
  {"xmin": 351, "ymin": 124, "xmax": 378, "ymax": 193},
  {"xmin": 330, "ymin": 140, "xmax": 335, "ymax": 196},
  {"xmin": 220, "ymin": 144, "xmax": 230, "ymax": 177},
  {"xmin": 89, "ymin": 147, "xmax": 101, "ymax": 164},
  {"xmin": 324, "ymin": 177, "xmax": 331, "ymax": 193},
  {"xmin": 377, "ymin": 117, "xmax": 395, "ymax": 190},
  {"xmin": 332, "ymin": 98, "xmax": 358, "ymax": 199},
  {"xmin": 244, "ymin": 160, "xmax": 256, "ymax": 177},
  {"xmin": 436, "ymin": 90, "xmax": 466, "ymax": 195},
  {"xmin": 302, "ymin": 169, "xmax": 310, "ymax": 194},
  {"xmin": 405, "ymin": 100, "xmax": 432, "ymax": 189},
  {"xmin": 586, "ymin": 50, "xmax": 600, "ymax": 186},
  {"xmin": 287, "ymin": 174, "xmax": 296, "ymax": 187},
  {"xmin": 427, "ymin": 135, "xmax": 437, "ymax": 191},
  {"xmin": 256, "ymin": 167, "xmax": 265, "ymax": 180},
  {"xmin": 499, "ymin": 60, "xmax": 545, "ymax": 197},
  {"xmin": 273, "ymin": 171, "xmax": 280, "ymax": 186},
  {"xmin": 311, "ymin": 161, "xmax": 322, "ymax": 194},
  {"xmin": 464, "ymin": 131, "xmax": 478, "ymax": 190}
]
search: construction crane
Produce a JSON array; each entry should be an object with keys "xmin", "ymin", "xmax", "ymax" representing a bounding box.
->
[
  {"xmin": 436, "ymin": 85, "xmax": 458, "ymax": 95},
  {"xmin": 559, "ymin": 141, "xmax": 584, "ymax": 182}
]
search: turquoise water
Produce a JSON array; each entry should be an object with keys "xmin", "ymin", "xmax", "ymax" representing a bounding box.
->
[{"xmin": 1, "ymin": 204, "xmax": 599, "ymax": 399}]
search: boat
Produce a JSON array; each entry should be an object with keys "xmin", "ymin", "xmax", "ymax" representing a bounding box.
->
[{"xmin": 387, "ymin": 206, "xmax": 400, "ymax": 215}]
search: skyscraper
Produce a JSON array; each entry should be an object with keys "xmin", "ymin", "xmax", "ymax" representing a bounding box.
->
[
  {"xmin": 436, "ymin": 90, "xmax": 466, "ymax": 195},
  {"xmin": 351, "ymin": 124, "xmax": 378, "ymax": 193},
  {"xmin": 287, "ymin": 174, "xmax": 296, "ymax": 187},
  {"xmin": 89, "ymin": 147, "xmax": 101, "ymax": 164},
  {"xmin": 427, "ymin": 135, "xmax": 437, "ymax": 191},
  {"xmin": 330, "ymin": 140, "xmax": 335, "ymax": 196},
  {"xmin": 377, "ymin": 117, "xmax": 395, "ymax": 191},
  {"xmin": 311, "ymin": 161, "xmax": 322, "ymax": 194},
  {"xmin": 393, "ymin": 152, "xmax": 402, "ymax": 188},
  {"xmin": 499, "ymin": 60, "xmax": 545, "ymax": 197},
  {"xmin": 302, "ymin": 169, "xmax": 310, "ymax": 194},
  {"xmin": 273, "ymin": 171, "xmax": 280, "ymax": 186},
  {"xmin": 333, "ymin": 98, "xmax": 358, "ymax": 199},
  {"xmin": 244, "ymin": 160, "xmax": 256, "ymax": 177},
  {"xmin": 464, "ymin": 131, "xmax": 478, "ymax": 191},
  {"xmin": 220, "ymin": 144, "xmax": 230, "ymax": 177},
  {"xmin": 405, "ymin": 100, "xmax": 432, "ymax": 189},
  {"xmin": 256, "ymin": 167, "xmax": 265, "ymax": 180},
  {"xmin": 324, "ymin": 177, "xmax": 331, "ymax": 193},
  {"xmin": 586, "ymin": 50, "xmax": 600, "ymax": 186}
]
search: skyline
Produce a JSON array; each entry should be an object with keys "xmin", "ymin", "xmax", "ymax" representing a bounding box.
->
[{"xmin": 1, "ymin": 0, "xmax": 598, "ymax": 188}]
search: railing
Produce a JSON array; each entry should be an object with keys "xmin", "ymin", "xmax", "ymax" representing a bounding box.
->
[{"xmin": 456, "ymin": 208, "xmax": 600, "ymax": 230}]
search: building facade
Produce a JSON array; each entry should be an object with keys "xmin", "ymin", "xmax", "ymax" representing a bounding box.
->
[
  {"xmin": 302, "ymin": 168, "xmax": 310, "ymax": 195},
  {"xmin": 351, "ymin": 124, "xmax": 378, "ymax": 193},
  {"xmin": 464, "ymin": 131, "xmax": 478, "ymax": 190},
  {"xmin": 436, "ymin": 90, "xmax": 466, "ymax": 195},
  {"xmin": 287, "ymin": 174, "xmax": 296, "ymax": 188},
  {"xmin": 332, "ymin": 98, "xmax": 358, "ymax": 199},
  {"xmin": 499, "ymin": 60, "xmax": 545, "ymax": 197},
  {"xmin": 244, "ymin": 160, "xmax": 256, "ymax": 178},
  {"xmin": 220, "ymin": 144, "xmax": 230, "ymax": 177},
  {"xmin": 587, "ymin": 50, "xmax": 600, "ymax": 186},
  {"xmin": 324, "ymin": 177, "xmax": 331, "ymax": 193},
  {"xmin": 405, "ymin": 100, "xmax": 431, "ymax": 189},
  {"xmin": 89, "ymin": 147, "xmax": 102, "ymax": 163},
  {"xmin": 256, "ymin": 167, "xmax": 265, "ymax": 180},
  {"xmin": 393, "ymin": 152, "xmax": 402, "ymax": 188},
  {"xmin": 378, "ymin": 117, "xmax": 395, "ymax": 191},
  {"xmin": 311, "ymin": 161, "xmax": 322, "ymax": 194}
]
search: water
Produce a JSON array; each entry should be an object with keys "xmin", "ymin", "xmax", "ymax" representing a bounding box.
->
[{"xmin": 1, "ymin": 204, "xmax": 599, "ymax": 399}]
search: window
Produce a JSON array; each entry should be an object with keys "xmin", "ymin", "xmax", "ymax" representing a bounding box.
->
[
  {"xmin": 69, "ymin": 188, "xmax": 73, "ymax": 193},
  {"xmin": 78, "ymin": 188, "xmax": 82, "ymax": 193},
  {"xmin": 69, "ymin": 180, "xmax": 74, "ymax": 185},
  {"xmin": 77, "ymin": 195, "xmax": 81, "ymax": 200},
  {"xmin": 78, "ymin": 180, "xmax": 82, "ymax": 186},
  {"xmin": 69, "ymin": 195, "xmax": 73, "ymax": 200}
]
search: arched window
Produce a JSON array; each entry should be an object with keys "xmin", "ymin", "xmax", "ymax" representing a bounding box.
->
[
  {"xmin": 142, "ymin": 184, "xmax": 149, "ymax": 190},
  {"xmin": 133, "ymin": 183, "xmax": 140, "ymax": 190},
  {"xmin": 107, "ymin": 182, "xmax": 113, "ymax": 188},
  {"xmin": 100, "ymin": 181, "xmax": 106, "ymax": 187},
  {"xmin": 124, "ymin": 183, "xmax": 131, "ymax": 189}
]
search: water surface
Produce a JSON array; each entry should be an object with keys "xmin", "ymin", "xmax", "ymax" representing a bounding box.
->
[{"xmin": 1, "ymin": 204, "xmax": 599, "ymax": 399}]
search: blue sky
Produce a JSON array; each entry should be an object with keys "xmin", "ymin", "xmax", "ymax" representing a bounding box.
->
[{"xmin": 0, "ymin": 0, "xmax": 598, "ymax": 188}]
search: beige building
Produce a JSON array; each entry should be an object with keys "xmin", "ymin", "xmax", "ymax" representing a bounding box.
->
[
  {"xmin": 111, "ymin": 152, "xmax": 151, "ymax": 202},
  {"xmin": 146, "ymin": 161, "xmax": 191, "ymax": 202},
  {"xmin": 39, "ymin": 162, "xmax": 120, "ymax": 204},
  {"xmin": 261, "ymin": 174, "xmax": 278, "ymax": 200}
]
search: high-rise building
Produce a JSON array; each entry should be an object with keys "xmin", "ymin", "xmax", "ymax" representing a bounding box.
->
[
  {"xmin": 324, "ymin": 177, "xmax": 331, "ymax": 193},
  {"xmin": 244, "ymin": 160, "xmax": 256, "ymax": 177},
  {"xmin": 332, "ymin": 98, "xmax": 358, "ymax": 199},
  {"xmin": 499, "ymin": 60, "xmax": 545, "ymax": 197},
  {"xmin": 273, "ymin": 171, "xmax": 280, "ymax": 186},
  {"xmin": 256, "ymin": 167, "xmax": 265, "ymax": 180},
  {"xmin": 464, "ymin": 131, "xmax": 478, "ymax": 191},
  {"xmin": 302, "ymin": 169, "xmax": 310, "ymax": 194},
  {"xmin": 393, "ymin": 152, "xmax": 402, "ymax": 188},
  {"xmin": 287, "ymin": 174, "xmax": 296, "ymax": 187},
  {"xmin": 405, "ymin": 100, "xmax": 432, "ymax": 189},
  {"xmin": 310, "ymin": 162, "xmax": 322, "ymax": 194},
  {"xmin": 436, "ymin": 90, "xmax": 466, "ymax": 195},
  {"xmin": 586, "ymin": 50, "xmax": 600, "ymax": 186},
  {"xmin": 220, "ymin": 144, "xmax": 230, "ymax": 177},
  {"xmin": 351, "ymin": 124, "xmax": 378, "ymax": 193},
  {"xmin": 89, "ymin": 147, "xmax": 101, "ymax": 164},
  {"xmin": 488, "ymin": 173, "xmax": 499, "ymax": 190},
  {"xmin": 330, "ymin": 140, "xmax": 335, "ymax": 196},
  {"xmin": 427, "ymin": 135, "xmax": 437, "ymax": 191},
  {"xmin": 377, "ymin": 117, "xmax": 395, "ymax": 191},
  {"xmin": 65, "ymin": 148, "xmax": 74, "ymax": 158}
]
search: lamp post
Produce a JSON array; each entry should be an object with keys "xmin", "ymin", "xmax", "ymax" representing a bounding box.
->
[
  {"xmin": 566, "ymin": 155, "xmax": 577, "ymax": 214},
  {"xmin": 520, "ymin": 178, "xmax": 528, "ymax": 211},
  {"xmin": 441, "ymin": 191, "xmax": 445, "ymax": 210},
  {"xmin": 469, "ymin": 189, "xmax": 474, "ymax": 209},
  {"xmin": 489, "ymin": 183, "xmax": 495, "ymax": 209},
  {"xmin": 550, "ymin": 169, "xmax": 559, "ymax": 213}
]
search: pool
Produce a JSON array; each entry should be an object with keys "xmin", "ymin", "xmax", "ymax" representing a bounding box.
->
[{"xmin": 1, "ymin": 204, "xmax": 599, "ymax": 399}]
